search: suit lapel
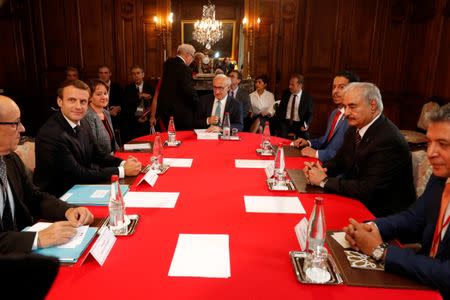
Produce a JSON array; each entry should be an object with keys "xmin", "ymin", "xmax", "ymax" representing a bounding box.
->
[
  {"xmin": 224, "ymin": 96, "xmax": 233, "ymax": 113},
  {"xmin": 56, "ymin": 112, "xmax": 88, "ymax": 164}
]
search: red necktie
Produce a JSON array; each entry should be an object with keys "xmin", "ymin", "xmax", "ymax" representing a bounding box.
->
[
  {"xmin": 429, "ymin": 183, "xmax": 450, "ymax": 257},
  {"xmin": 326, "ymin": 110, "xmax": 342, "ymax": 142}
]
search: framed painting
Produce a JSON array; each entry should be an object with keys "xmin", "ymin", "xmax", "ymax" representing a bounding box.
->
[{"xmin": 181, "ymin": 20, "xmax": 236, "ymax": 59}]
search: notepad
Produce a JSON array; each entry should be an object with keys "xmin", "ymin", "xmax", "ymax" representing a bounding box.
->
[
  {"xmin": 235, "ymin": 159, "xmax": 274, "ymax": 168},
  {"xmin": 124, "ymin": 192, "xmax": 179, "ymax": 208},
  {"xmin": 195, "ymin": 129, "xmax": 219, "ymax": 140},
  {"xmin": 123, "ymin": 143, "xmax": 151, "ymax": 151},
  {"xmin": 60, "ymin": 184, "xmax": 130, "ymax": 206},
  {"xmin": 244, "ymin": 196, "xmax": 306, "ymax": 214},
  {"xmin": 24, "ymin": 223, "xmax": 97, "ymax": 263},
  {"xmin": 168, "ymin": 234, "xmax": 231, "ymax": 278},
  {"xmin": 163, "ymin": 158, "xmax": 193, "ymax": 167}
]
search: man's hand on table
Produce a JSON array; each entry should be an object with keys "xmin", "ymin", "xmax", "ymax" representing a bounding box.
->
[
  {"xmin": 343, "ymin": 218, "xmax": 383, "ymax": 255},
  {"xmin": 303, "ymin": 161, "xmax": 327, "ymax": 185},
  {"xmin": 301, "ymin": 146, "xmax": 316, "ymax": 158},
  {"xmin": 207, "ymin": 125, "xmax": 221, "ymax": 133},
  {"xmin": 124, "ymin": 155, "xmax": 142, "ymax": 176}
]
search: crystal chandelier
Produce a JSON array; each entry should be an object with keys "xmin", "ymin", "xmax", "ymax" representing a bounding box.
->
[{"xmin": 193, "ymin": 0, "xmax": 223, "ymax": 50}]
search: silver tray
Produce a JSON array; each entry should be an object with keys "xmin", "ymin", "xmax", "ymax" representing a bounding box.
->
[
  {"xmin": 164, "ymin": 140, "xmax": 182, "ymax": 147},
  {"xmin": 97, "ymin": 214, "xmax": 140, "ymax": 236},
  {"xmin": 256, "ymin": 148, "xmax": 275, "ymax": 156},
  {"xmin": 289, "ymin": 251, "xmax": 343, "ymax": 285},
  {"xmin": 266, "ymin": 178, "xmax": 296, "ymax": 191}
]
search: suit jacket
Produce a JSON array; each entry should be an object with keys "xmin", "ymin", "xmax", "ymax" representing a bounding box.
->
[
  {"xmin": 233, "ymin": 87, "xmax": 251, "ymax": 115},
  {"xmin": 108, "ymin": 81, "xmax": 123, "ymax": 107},
  {"xmin": 34, "ymin": 111, "xmax": 122, "ymax": 197},
  {"xmin": 84, "ymin": 107, "xmax": 118, "ymax": 156},
  {"xmin": 309, "ymin": 108, "xmax": 349, "ymax": 162},
  {"xmin": 194, "ymin": 94, "xmax": 243, "ymax": 131},
  {"xmin": 157, "ymin": 56, "xmax": 199, "ymax": 130},
  {"xmin": 275, "ymin": 89, "xmax": 313, "ymax": 127},
  {"xmin": 1, "ymin": 152, "xmax": 72, "ymax": 254},
  {"xmin": 375, "ymin": 175, "xmax": 450, "ymax": 299},
  {"xmin": 323, "ymin": 114, "xmax": 416, "ymax": 217}
]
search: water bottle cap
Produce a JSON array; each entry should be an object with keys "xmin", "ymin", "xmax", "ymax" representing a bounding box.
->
[
  {"xmin": 170, "ymin": 116, "xmax": 174, "ymax": 120},
  {"xmin": 265, "ymin": 121, "xmax": 269, "ymax": 125},
  {"xmin": 111, "ymin": 175, "xmax": 119, "ymax": 181}
]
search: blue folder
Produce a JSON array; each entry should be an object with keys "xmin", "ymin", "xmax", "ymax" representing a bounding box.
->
[
  {"xmin": 24, "ymin": 227, "xmax": 97, "ymax": 264},
  {"xmin": 60, "ymin": 184, "xmax": 129, "ymax": 206}
]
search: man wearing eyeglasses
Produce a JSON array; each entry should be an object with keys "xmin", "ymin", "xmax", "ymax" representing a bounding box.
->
[
  {"xmin": 0, "ymin": 95, "xmax": 94, "ymax": 254},
  {"xmin": 193, "ymin": 74, "xmax": 243, "ymax": 132},
  {"xmin": 34, "ymin": 80, "xmax": 142, "ymax": 198},
  {"xmin": 155, "ymin": 43, "xmax": 199, "ymax": 130}
]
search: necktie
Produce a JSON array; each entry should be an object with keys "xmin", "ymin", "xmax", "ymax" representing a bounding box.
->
[
  {"xmin": 289, "ymin": 95, "xmax": 297, "ymax": 125},
  {"xmin": 355, "ymin": 129, "xmax": 361, "ymax": 145},
  {"xmin": 0, "ymin": 156, "xmax": 14, "ymax": 231},
  {"xmin": 430, "ymin": 183, "xmax": 450, "ymax": 257},
  {"xmin": 327, "ymin": 111, "xmax": 342, "ymax": 142},
  {"xmin": 215, "ymin": 100, "xmax": 222, "ymax": 126},
  {"xmin": 74, "ymin": 125, "xmax": 81, "ymax": 137}
]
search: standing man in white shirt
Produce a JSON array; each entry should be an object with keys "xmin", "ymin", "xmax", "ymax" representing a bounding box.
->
[
  {"xmin": 274, "ymin": 73, "xmax": 313, "ymax": 139},
  {"xmin": 293, "ymin": 70, "xmax": 359, "ymax": 162}
]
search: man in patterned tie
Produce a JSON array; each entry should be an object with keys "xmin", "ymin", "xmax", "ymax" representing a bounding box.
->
[
  {"xmin": 0, "ymin": 95, "xmax": 94, "ymax": 254},
  {"xmin": 293, "ymin": 70, "xmax": 359, "ymax": 162},
  {"xmin": 343, "ymin": 103, "xmax": 450, "ymax": 299}
]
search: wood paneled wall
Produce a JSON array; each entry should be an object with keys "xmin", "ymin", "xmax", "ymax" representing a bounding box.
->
[{"xmin": 0, "ymin": 0, "xmax": 450, "ymax": 136}]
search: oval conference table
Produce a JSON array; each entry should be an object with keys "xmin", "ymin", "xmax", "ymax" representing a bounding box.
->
[{"xmin": 47, "ymin": 131, "xmax": 441, "ymax": 300}]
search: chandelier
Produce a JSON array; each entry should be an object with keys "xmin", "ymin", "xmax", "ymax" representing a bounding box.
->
[{"xmin": 193, "ymin": 0, "xmax": 223, "ymax": 49}]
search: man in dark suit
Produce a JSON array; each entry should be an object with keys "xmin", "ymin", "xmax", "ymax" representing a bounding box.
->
[
  {"xmin": 194, "ymin": 74, "xmax": 243, "ymax": 132},
  {"xmin": 304, "ymin": 82, "xmax": 415, "ymax": 217},
  {"xmin": 227, "ymin": 70, "xmax": 251, "ymax": 130},
  {"xmin": 34, "ymin": 80, "xmax": 141, "ymax": 197},
  {"xmin": 0, "ymin": 95, "xmax": 93, "ymax": 254},
  {"xmin": 344, "ymin": 104, "xmax": 450, "ymax": 299},
  {"xmin": 156, "ymin": 44, "xmax": 199, "ymax": 130},
  {"xmin": 122, "ymin": 65, "xmax": 155, "ymax": 142},
  {"xmin": 275, "ymin": 73, "xmax": 313, "ymax": 139},
  {"xmin": 98, "ymin": 65, "xmax": 123, "ymax": 142},
  {"xmin": 293, "ymin": 70, "xmax": 359, "ymax": 162}
]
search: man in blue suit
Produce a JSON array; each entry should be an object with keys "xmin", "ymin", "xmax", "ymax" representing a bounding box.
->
[
  {"xmin": 344, "ymin": 103, "xmax": 450, "ymax": 299},
  {"xmin": 293, "ymin": 70, "xmax": 359, "ymax": 162}
]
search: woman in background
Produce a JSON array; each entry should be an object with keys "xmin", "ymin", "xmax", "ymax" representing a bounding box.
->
[
  {"xmin": 249, "ymin": 75, "xmax": 275, "ymax": 133},
  {"xmin": 84, "ymin": 79, "xmax": 118, "ymax": 155}
]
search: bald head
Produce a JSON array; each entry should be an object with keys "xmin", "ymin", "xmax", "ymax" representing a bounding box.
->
[{"xmin": 0, "ymin": 96, "xmax": 25, "ymax": 155}]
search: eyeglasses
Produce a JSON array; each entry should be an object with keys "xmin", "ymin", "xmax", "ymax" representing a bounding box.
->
[{"xmin": 0, "ymin": 120, "xmax": 22, "ymax": 131}]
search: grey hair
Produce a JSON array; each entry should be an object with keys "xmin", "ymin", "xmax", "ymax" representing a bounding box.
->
[
  {"xmin": 177, "ymin": 44, "xmax": 195, "ymax": 56},
  {"xmin": 343, "ymin": 82, "xmax": 384, "ymax": 112},
  {"xmin": 428, "ymin": 103, "xmax": 450, "ymax": 123},
  {"xmin": 214, "ymin": 74, "xmax": 231, "ymax": 87}
]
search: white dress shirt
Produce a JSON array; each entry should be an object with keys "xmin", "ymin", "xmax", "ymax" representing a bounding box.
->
[
  {"xmin": 250, "ymin": 90, "xmax": 275, "ymax": 116},
  {"xmin": 285, "ymin": 90, "xmax": 303, "ymax": 121},
  {"xmin": 357, "ymin": 112, "xmax": 381, "ymax": 139}
]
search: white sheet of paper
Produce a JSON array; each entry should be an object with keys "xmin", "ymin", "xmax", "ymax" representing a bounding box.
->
[
  {"xmin": 27, "ymin": 222, "xmax": 52, "ymax": 232},
  {"xmin": 90, "ymin": 227, "xmax": 117, "ymax": 266},
  {"xmin": 60, "ymin": 193, "xmax": 72, "ymax": 202},
  {"xmin": 163, "ymin": 158, "xmax": 193, "ymax": 168},
  {"xmin": 168, "ymin": 234, "xmax": 230, "ymax": 278},
  {"xmin": 244, "ymin": 196, "xmax": 306, "ymax": 214},
  {"xmin": 332, "ymin": 232, "xmax": 352, "ymax": 249},
  {"xmin": 123, "ymin": 143, "xmax": 151, "ymax": 151},
  {"xmin": 124, "ymin": 192, "xmax": 179, "ymax": 208},
  {"xmin": 235, "ymin": 159, "xmax": 274, "ymax": 169},
  {"xmin": 197, "ymin": 132, "xmax": 219, "ymax": 140},
  {"xmin": 295, "ymin": 217, "xmax": 309, "ymax": 251},
  {"xmin": 57, "ymin": 226, "xmax": 89, "ymax": 248},
  {"xmin": 194, "ymin": 129, "xmax": 207, "ymax": 134},
  {"xmin": 91, "ymin": 189, "xmax": 109, "ymax": 198}
]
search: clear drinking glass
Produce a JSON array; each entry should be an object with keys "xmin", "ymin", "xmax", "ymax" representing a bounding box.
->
[{"xmin": 303, "ymin": 246, "xmax": 330, "ymax": 283}]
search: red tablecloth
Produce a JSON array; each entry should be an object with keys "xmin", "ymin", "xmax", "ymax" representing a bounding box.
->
[{"xmin": 46, "ymin": 132, "xmax": 441, "ymax": 300}]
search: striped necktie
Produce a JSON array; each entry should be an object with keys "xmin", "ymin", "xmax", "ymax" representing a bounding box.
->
[{"xmin": 0, "ymin": 156, "xmax": 14, "ymax": 231}]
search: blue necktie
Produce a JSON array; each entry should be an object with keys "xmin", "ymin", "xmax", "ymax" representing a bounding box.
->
[{"xmin": 215, "ymin": 100, "xmax": 222, "ymax": 125}]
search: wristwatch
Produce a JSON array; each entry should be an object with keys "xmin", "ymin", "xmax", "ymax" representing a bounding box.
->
[
  {"xmin": 319, "ymin": 177, "xmax": 328, "ymax": 188},
  {"xmin": 371, "ymin": 242, "xmax": 388, "ymax": 261}
]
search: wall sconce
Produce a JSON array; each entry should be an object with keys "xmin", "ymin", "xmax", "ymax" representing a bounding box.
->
[
  {"xmin": 153, "ymin": 12, "xmax": 174, "ymax": 60},
  {"xmin": 242, "ymin": 16, "xmax": 260, "ymax": 78}
]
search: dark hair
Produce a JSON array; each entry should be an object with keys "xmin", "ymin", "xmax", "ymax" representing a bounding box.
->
[
  {"xmin": 130, "ymin": 65, "xmax": 144, "ymax": 73},
  {"xmin": 98, "ymin": 65, "xmax": 111, "ymax": 72},
  {"xmin": 429, "ymin": 103, "xmax": 450, "ymax": 123},
  {"xmin": 290, "ymin": 73, "xmax": 304, "ymax": 84},
  {"xmin": 57, "ymin": 79, "xmax": 91, "ymax": 98},
  {"xmin": 65, "ymin": 66, "xmax": 79, "ymax": 75},
  {"xmin": 227, "ymin": 70, "xmax": 242, "ymax": 80},
  {"xmin": 90, "ymin": 79, "xmax": 109, "ymax": 93},
  {"xmin": 255, "ymin": 74, "xmax": 269, "ymax": 85},
  {"xmin": 335, "ymin": 70, "xmax": 359, "ymax": 83}
]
